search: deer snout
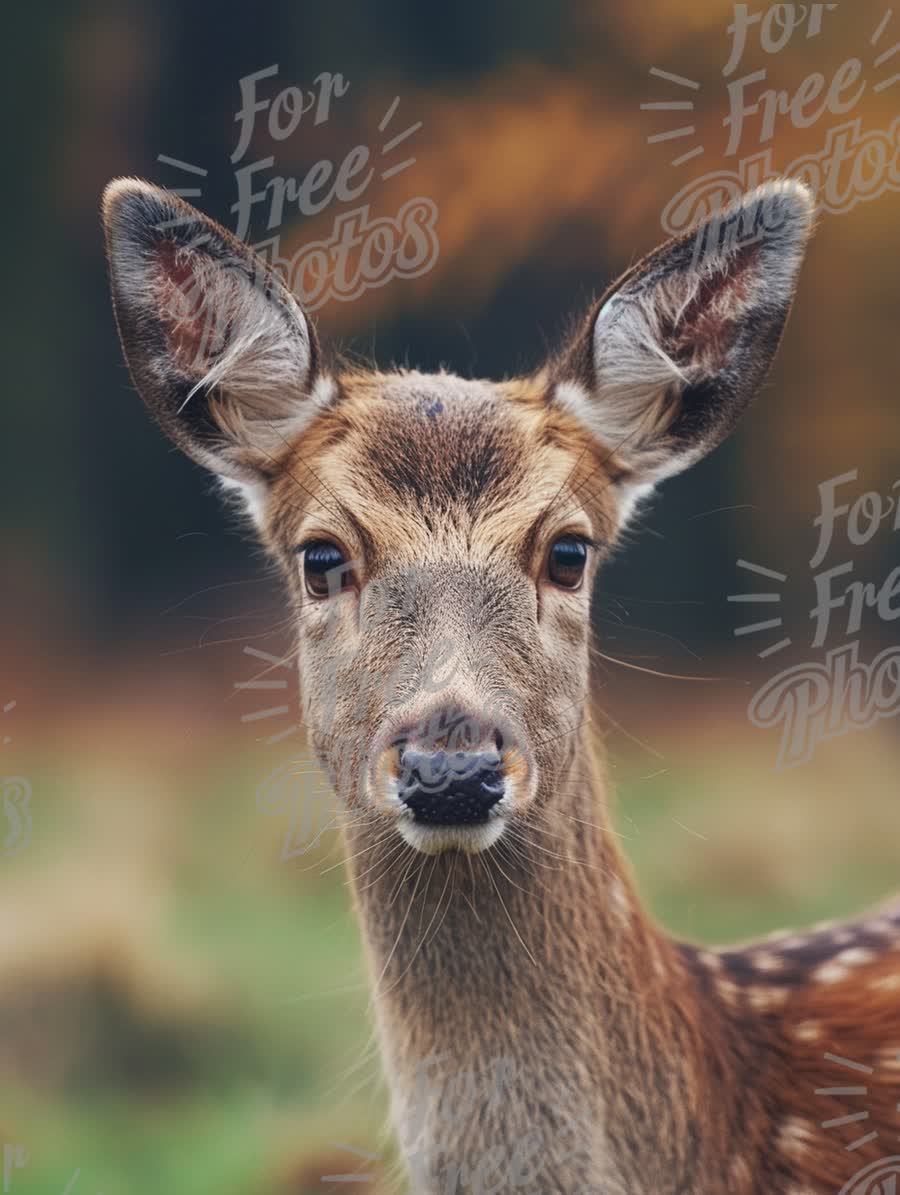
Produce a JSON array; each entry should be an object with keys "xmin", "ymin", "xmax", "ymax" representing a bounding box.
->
[
  {"xmin": 369, "ymin": 703, "xmax": 533, "ymax": 852},
  {"xmin": 397, "ymin": 747, "xmax": 505, "ymax": 825}
]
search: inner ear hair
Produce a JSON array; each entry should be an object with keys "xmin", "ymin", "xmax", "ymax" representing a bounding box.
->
[
  {"xmin": 552, "ymin": 179, "xmax": 816, "ymax": 485},
  {"xmin": 102, "ymin": 178, "xmax": 323, "ymax": 483}
]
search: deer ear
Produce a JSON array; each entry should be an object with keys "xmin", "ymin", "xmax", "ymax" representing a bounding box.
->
[
  {"xmin": 102, "ymin": 178, "xmax": 326, "ymax": 491},
  {"xmin": 553, "ymin": 180, "xmax": 815, "ymax": 494}
]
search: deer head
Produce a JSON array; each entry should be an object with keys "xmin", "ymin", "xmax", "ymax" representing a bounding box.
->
[
  {"xmin": 104, "ymin": 181, "xmax": 900, "ymax": 1195},
  {"xmin": 102, "ymin": 178, "xmax": 814, "ymax": 861}
]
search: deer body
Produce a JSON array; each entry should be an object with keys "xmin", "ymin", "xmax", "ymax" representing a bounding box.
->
[
  {"xmin": 354, "ymin": 741, "xmax": 703, "ymax": 1195},
  {"xmin": 352, "ymin": 725, "xmax": 900, "ymax": 1195},
  {"xmin": 102, "ymin": 176, "xmax": 900, "ymax": 1193}
]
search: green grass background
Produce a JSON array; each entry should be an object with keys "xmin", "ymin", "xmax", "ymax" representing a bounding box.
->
[{"xmin": 2, "ymin": 709, "xmax": 898, "ymax": 1195}]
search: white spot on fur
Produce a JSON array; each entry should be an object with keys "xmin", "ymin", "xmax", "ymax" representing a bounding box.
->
[
  {"xmin": 753, "ymin": 952, "xmax": 785, "ymax": 973},
  {"xmin": 766, "ymin": 927, "xmax": 796, "ymax": 943},
  {"xmin": 780, "ymin": 936, "xmax": 810, "ymax": 950},
  {"xmin": 837, "ymin": 947, "xmax": 876, "ymax": 968},
  {"xmin": 748, "ymin": 986, "xmax": 789, "ymax": 1012},
  {"xmin": 729, "ymin": 1155, "xmax": 752, "ymax": 1189},
  {"xmin": 869, "ymin": 974, "xmax": 900, "ymax": 993},
  {"xmin": 814, "ymin": 961, "xmax": 849, "ymax": 985},
  {"xmin": 554, "ymin": 380, "xmax": 593, "ymax": 428},
  {"xmin": 609, "ymin": 877, "xmax": 631, "ymax": 923},
  {"xmin": 792, "ymin": 1020, "xmax": 823, "ymax": 1042},
  {"xmin": 309, "ymin": 372, "xmax": 338, "ymax": 413},
  {"xmin": 869, "ymin": 918, "xmax": 897, "ymax": 937},
  {"xmin": 716, "ymin": 978, "xmax": 740, "ymax": 1008},
  {"xmin": 777, "ymin": 1117, "xmax": 817, "ymax": 1160},
  {"xmin": 613, "ymin": 481, "xmax": 656, "ymax": 531},
  {"xmin": 219, "ymin": 476, "xmax": 268, "ymax": 531}
]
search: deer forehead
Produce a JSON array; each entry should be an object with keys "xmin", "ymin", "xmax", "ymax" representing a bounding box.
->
[{"xmin": 269, "ymin": 370, "xmax": 621, "ymax": 559}]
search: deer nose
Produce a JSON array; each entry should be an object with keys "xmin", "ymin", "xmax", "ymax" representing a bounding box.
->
[{"xmin": 397, "ymin": 747, "xmax": 505, "ymax": 824}]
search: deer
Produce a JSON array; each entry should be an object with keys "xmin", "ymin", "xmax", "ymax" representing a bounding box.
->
[{"xmin": 102, "ymin": 175, "xmax": 900, "ymax": 1195}]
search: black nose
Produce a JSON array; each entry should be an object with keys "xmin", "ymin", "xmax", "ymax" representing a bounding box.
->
[{"xmin": 398, "ymin": 748, "xmax": 505, "ymax": 825}]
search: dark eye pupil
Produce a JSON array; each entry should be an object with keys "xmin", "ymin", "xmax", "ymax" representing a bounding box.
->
[
  {"xmin": 303, "ymin": 540, "xmax": 349, "ymax": 597},
  {"xmin": 548, "ymin": 536, "xmax": 587, "ymax": 588},
  {"xmin": 305, "ymin": 542, "xmax": 344, "ymax": 573}
]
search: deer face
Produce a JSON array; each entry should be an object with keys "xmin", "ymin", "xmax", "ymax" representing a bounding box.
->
[
  {"xmin": 103, "ymin": 178, "xmax": 813, "ymax": 855},
  {"xmin": 267, "ymin": 368, "xmax": 618, "ymax": 854}
]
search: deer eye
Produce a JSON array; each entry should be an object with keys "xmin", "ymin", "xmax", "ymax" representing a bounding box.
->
[
  {"xmin": 546, "ymin": 535, "xmax": 588, "ymax": 590},
  {"xmin": 302, "ymin": 540, "xmax": 353, "ymax": 599}
]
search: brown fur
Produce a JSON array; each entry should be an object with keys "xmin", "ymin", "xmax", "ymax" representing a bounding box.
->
[
  {"xmin": 264, "ymin": 369, "xmax": 900, "ymax": 1195},
  {"xmin": 101, "ymin": 178, "xmax": 899, "ymax": 1194}
]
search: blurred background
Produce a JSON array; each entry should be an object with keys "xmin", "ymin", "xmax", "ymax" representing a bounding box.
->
[{"xmin": 2, "ymin": 0, "xmax": 899, "ymax": 1190}]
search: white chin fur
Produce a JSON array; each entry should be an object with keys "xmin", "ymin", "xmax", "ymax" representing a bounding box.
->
[{"xmin": 397, "ymin": 817, "xmax": 507, "ymax": 856}]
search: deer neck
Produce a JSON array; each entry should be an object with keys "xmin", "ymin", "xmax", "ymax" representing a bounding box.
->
[{"xmin": 344, "ymin": 730, "xmax": 739, "ymax": 1193}]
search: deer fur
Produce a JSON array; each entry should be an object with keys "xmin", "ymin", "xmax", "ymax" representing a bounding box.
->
[{"xmin": 102, "ymin": 176, "xmax": 900, "ymax": 1194}]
